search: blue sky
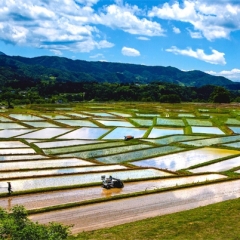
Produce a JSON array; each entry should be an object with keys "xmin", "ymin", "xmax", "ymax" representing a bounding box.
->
[{"xmin": 1, "ymin": 0, "xmax": 240, "ymax": 81}]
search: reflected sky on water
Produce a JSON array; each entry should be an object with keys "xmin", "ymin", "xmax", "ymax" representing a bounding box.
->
[
  {"xmin": 0, "ymin": 129, "xmax": 35, "ymax": 138},
  {"xmin": 0, "ymin": 158, "xmax": 94, "ymax": 170},
  {"xmin": 192, "ymin": 126, "xmax": 225, "ymax": 134},
  {"xmin": 58, "ymin": 127, "xmax": 111, "ymax": 139},
  {"xmin": 103, "ymin": 127, "xmax": 147, "ymax": 139},
  {"xmin": 0, "ymin": 169, "xmax": 172, "ymax": 193},
  {"xmin": 34, "ymin": 139, "xmax": 103, "ymax": 148},
  {"xmin": 96, "ymin": 120, "xmax": 134, "ymax": 127},
  {"xmin": 132, "ymin": 147, "xmax": 240, "ymax": 171},
  {"xmin": 16, "ymin": 128, "xmax": 72, "ymax": 139},
  {"xmin": 0, "ymin": 123, "xmax": 26, "ymax": 129},
  {"xmin": 9, "ymin": 114, "xmax": 44, "ymax": 121},
  {"xmin": 54, "ymin": 119, "xmax": 97, "ymax": 127},
  {"xmin": 23, "ymin": 121, "xmax": 59, "ymax": 128},
  {"xmin": 148, "ymin": 127, "xmax": 184, "ymax": 138},
  {"xmin": 191, "ymin": 156, "xmax": 240, "ymax": 173}
]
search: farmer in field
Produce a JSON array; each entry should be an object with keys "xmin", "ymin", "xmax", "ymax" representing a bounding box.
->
[{"xmin": 7, "ymin": 182, "xmax": 13, "ymax": 195}]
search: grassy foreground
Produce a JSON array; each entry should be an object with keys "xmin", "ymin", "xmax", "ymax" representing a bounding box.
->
[{"xmin": 69, "ymin": 197, "xmax": 240, "ymax": 240}]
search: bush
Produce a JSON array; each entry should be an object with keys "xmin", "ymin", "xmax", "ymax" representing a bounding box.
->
[{"xmin": 0, "ymin": 205, "xmax": 72, "ymax": 240}]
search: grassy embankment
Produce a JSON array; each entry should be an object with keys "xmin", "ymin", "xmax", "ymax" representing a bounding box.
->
[{"xmin": 70, "ymin": 197, "xmax": 240, "ymax": 240}]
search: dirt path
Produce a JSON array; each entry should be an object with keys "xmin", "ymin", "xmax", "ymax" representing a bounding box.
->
[
  {"xmin": 0, "ymin": 174, "xmax": 224, "ymax": 211},
  {"xmin": 29, "ymin": 179, "xmax": 240, "ymax": 234}
]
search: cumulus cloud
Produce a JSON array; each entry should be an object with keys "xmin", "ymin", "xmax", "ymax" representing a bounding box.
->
[
  {"xmin": 173, "ymin": 26, "xmax": 181, "ymax": 34},
  {"xmin": 0, "ymin": 0, "xmax": 167, "ymax": 54},
  {"xmin": 206, "ymin": 69, "xmax": 240, "ymax": 81},
  {"xmin": 148, "ymin": 0, "xmax": 240, "ymax": 41},
  {"xmin": 122, "ymin": 47, "xmax": 140, "ymax": 57},
  {"xmin": 98, "ymin": 4, "xmax": 164, "ymax": 36},
  {"xmin": 166, "ymin": 46, "xmax": 226, "ymax": 65}
]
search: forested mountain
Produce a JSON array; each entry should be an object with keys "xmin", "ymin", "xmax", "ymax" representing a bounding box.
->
[{"xmin": 0, "ymin": 52, "xmax": 237, "ymax": 88}]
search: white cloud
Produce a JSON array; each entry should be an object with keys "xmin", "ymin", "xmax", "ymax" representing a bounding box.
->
[
  {"xmin": 173, "ymin": 26, "xmax": 181, "ymax": 34},
  {"xmin": 98, "ymin": 4, "xmax": 165, "ymax": 36},
  {"xmin": 50, "ymin": 49, "xmax": 63, "ymax": 56},
  {"xmin": 137, "ymin": 36, "xmax": 150, "ymax": 40},
  {"xmin": 148, "ymin": 0, "xmax": 240, "ymax": 41},
  {"xmin": 206, "ymin": 69, "xmax": 240, "ymax": 81},
  {"xmin": 187, "ymin": 29, "xmax": 202, "ymax": 38},
  {"xmin": 122, "ymin": 47, "xmax": 140, "ymax": 57},
  {"xmin": 0, "ymin": 0, "xmax": 167, "ymax": 54},
  {"xmin": 166, "ymin": 46, "xmax": 226, "ymax": 65}
]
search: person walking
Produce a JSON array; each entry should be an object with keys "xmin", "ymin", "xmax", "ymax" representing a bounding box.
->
[{"xmin": 7, "ymin": 182, "xmax": 13, "ymax": 195}]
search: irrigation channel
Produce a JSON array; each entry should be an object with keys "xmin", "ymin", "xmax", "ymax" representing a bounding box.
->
[{"xmin": 27, "ymin": 179, "xmax": 240, "ymax": 234}]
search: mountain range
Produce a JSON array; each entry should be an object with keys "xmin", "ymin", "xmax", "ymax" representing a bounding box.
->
[{"xmin": 0, "ymin": 51, "xmax": 238, "ymax": 89}]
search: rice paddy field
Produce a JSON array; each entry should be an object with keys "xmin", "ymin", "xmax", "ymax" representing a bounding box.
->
[{"xmin": 1, "ymin": 102, "xmax": 240, "ymax": 236}]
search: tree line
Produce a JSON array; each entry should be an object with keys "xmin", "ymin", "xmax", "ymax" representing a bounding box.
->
[{"xmin": 0, "ymin": 81, "xmax": 239, "ymax": 106}]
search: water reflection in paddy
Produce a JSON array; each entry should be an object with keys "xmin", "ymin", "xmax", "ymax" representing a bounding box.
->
[
  {"xmin": 0, "ymin": 129, "xmax": 35, "ymax": 138},
  {"xmin": 34, "ymin": 140, "xmax": 103, "ymax": 149},
  {"xmin": 156, "ymin": 118, "xmax": 185, "ymax": 126},
  {"xmin": 0, "ymin": 169, "xmax": 172, "ymax": 193},
  {"xmin": 132, "ymin": 147, "xmax": 240, "ymax": 171},
  {"xmin": 96, "ymin": 120, "xmax": 133, "ymax": 127},
  {"xmin": 131, "ymin": 119, "xmax": 153, "ymax": 127},
  {"xmin": 23, "ymin": 122, "xmax": 60, "ymax": 128},
  {"xmin": 142, "ymin": 135, "xmax": 206, "ymax": 145},
  {"xmin": 9, "ymin": 114, "xmax": 44, "ymax": 121},
  {"xmin": 102, "ymin": 127, "xmax": 147, "ymax": 139},
  {"xmin": 58, "ymin": 127, "xmax": 111, "ymax": 139},
  {"xmin": 186, "ymin": 119, "xmax": 212, "ymax": 126},
  {"xmin": 43, "ymin": 142, "xmax": 127, "ymax": 155},
  {"xmin": 60, "ymin": 144, "xmax": 152, "ymax": 159},
  {"xmin": 16, "ymin": 128, "xmax": 73, "ymax": 139},
  {"xmin": 0, "ymin": 123, "xmax": 26, "ymax": 129},
  {"xmin": 192, "ymin": 126, "xmax": 225, "ymax": 134},
  {"xmin": 190, "ymin": 156, "xmax": 240, "ymax": 173},
  {"xmin": 148, "ymin": 127, "xmax": 184, "ymax": 138},
  {"xmin": 228, "ymin": 126, "xmax": 240, "ymax": 134},
  {"xmin": 41, "ymin": 114, "xmax": 70, "ymax": 119},
  {"xmin": 0, "ymin": 155, "xmax": 49, "ymax": 161},
  {"xmin": 109, "ymin": 112, "xmax": 132, "ymax": 117},
  {"xmin": 0, "ymin": 165, "xmax": 127, "ymax": 179},
  {"xmin": 54, "ymin": 119, "xmax": 97, "ymax": 127},
  {"xmin": 83, "ymin": 112, "xmax": 115, "ymax": 117},
  {"xmin": 0, "ymin": 116, "xmax": 12, "ymax": 122},
  {"xmin": 0, "ymin": 158, "xmax": 94, "ymax": 170},
  {"xmin": 0, "ymin": 141, "xmax": 29, "ymax": 148},
  {"xmin": 136, "ymin": 113, "xmax": 160, "ymax": 117},
  {"xmin": 96, "ymin": 146, "xmax": 183, "ymax": 163},
  {"xmin": 66, "ymin": 113, "xmax": 89, "ymax": 118},
  {"xmin": 0, "ymin": 148, "xmax": 35, "ymax": 155}
]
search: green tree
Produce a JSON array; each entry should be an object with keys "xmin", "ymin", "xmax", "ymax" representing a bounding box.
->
[
  {"xmin": 210, "ymin": 86, "xmax": 230, "ymax": 103},
  {"xmin": 0, "ymin": 205, "xmax": 72, "ymax": 240}
]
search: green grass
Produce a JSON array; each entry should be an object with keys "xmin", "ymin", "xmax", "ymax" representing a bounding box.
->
[{"xmin": 69, "ymin": 197, "xmax": 240, "ymax": 240}]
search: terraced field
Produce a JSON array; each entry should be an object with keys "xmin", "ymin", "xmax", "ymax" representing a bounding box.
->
[{"xmin": 1, "ymin": 102, "xmax": 240, "ymax": 234}]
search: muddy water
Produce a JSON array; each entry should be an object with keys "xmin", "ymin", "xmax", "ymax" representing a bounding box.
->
[
  {"xmin": 29, "ymin": 179, "xmax": 240, "ymax": 234},
  {"xmin": 0, "ymin": 174, "xmax": 225, "ymax": 211}
]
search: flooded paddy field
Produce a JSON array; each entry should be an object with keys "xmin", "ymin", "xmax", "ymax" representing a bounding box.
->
[{"xmin": 1, "ymin": 102, "xmax": 240, "ymax": 233}]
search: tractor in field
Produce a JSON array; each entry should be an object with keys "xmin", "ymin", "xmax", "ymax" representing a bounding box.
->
[{"xmin": 101, "ymin": 175, "xmax": 124, "ymax": 189}]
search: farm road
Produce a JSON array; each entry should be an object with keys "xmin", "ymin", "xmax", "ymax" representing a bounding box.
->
[
  {"xmin": 0, "ymin": 174, "xmax": 223, "ymax": 211},
  {"xmin": 29, "ymin": 179, "xmax": 240, "ymax": 234}
]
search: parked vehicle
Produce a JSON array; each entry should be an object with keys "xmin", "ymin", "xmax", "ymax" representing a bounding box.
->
[{"xmin": 124, "ymin": 135, "xmax": 134, "ymax": 140}]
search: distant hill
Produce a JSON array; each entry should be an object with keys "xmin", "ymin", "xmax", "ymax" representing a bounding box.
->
[{"xmin": 0, "ymin": 52, "xmax": 238, "ymax": 89}]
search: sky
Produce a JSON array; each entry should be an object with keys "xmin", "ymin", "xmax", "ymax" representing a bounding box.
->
[{"xmin": 1, "ymin": 0, "xmax": 240, "ymax": 82}]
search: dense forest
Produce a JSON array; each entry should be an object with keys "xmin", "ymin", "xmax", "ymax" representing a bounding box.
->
[
  {"xmin": 0, "ymin": 52, "xmax": 240, "ymax": 106},
  {"xmin": 0, "ymin": 81, "xmax": 239, "ymax": 107}
]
